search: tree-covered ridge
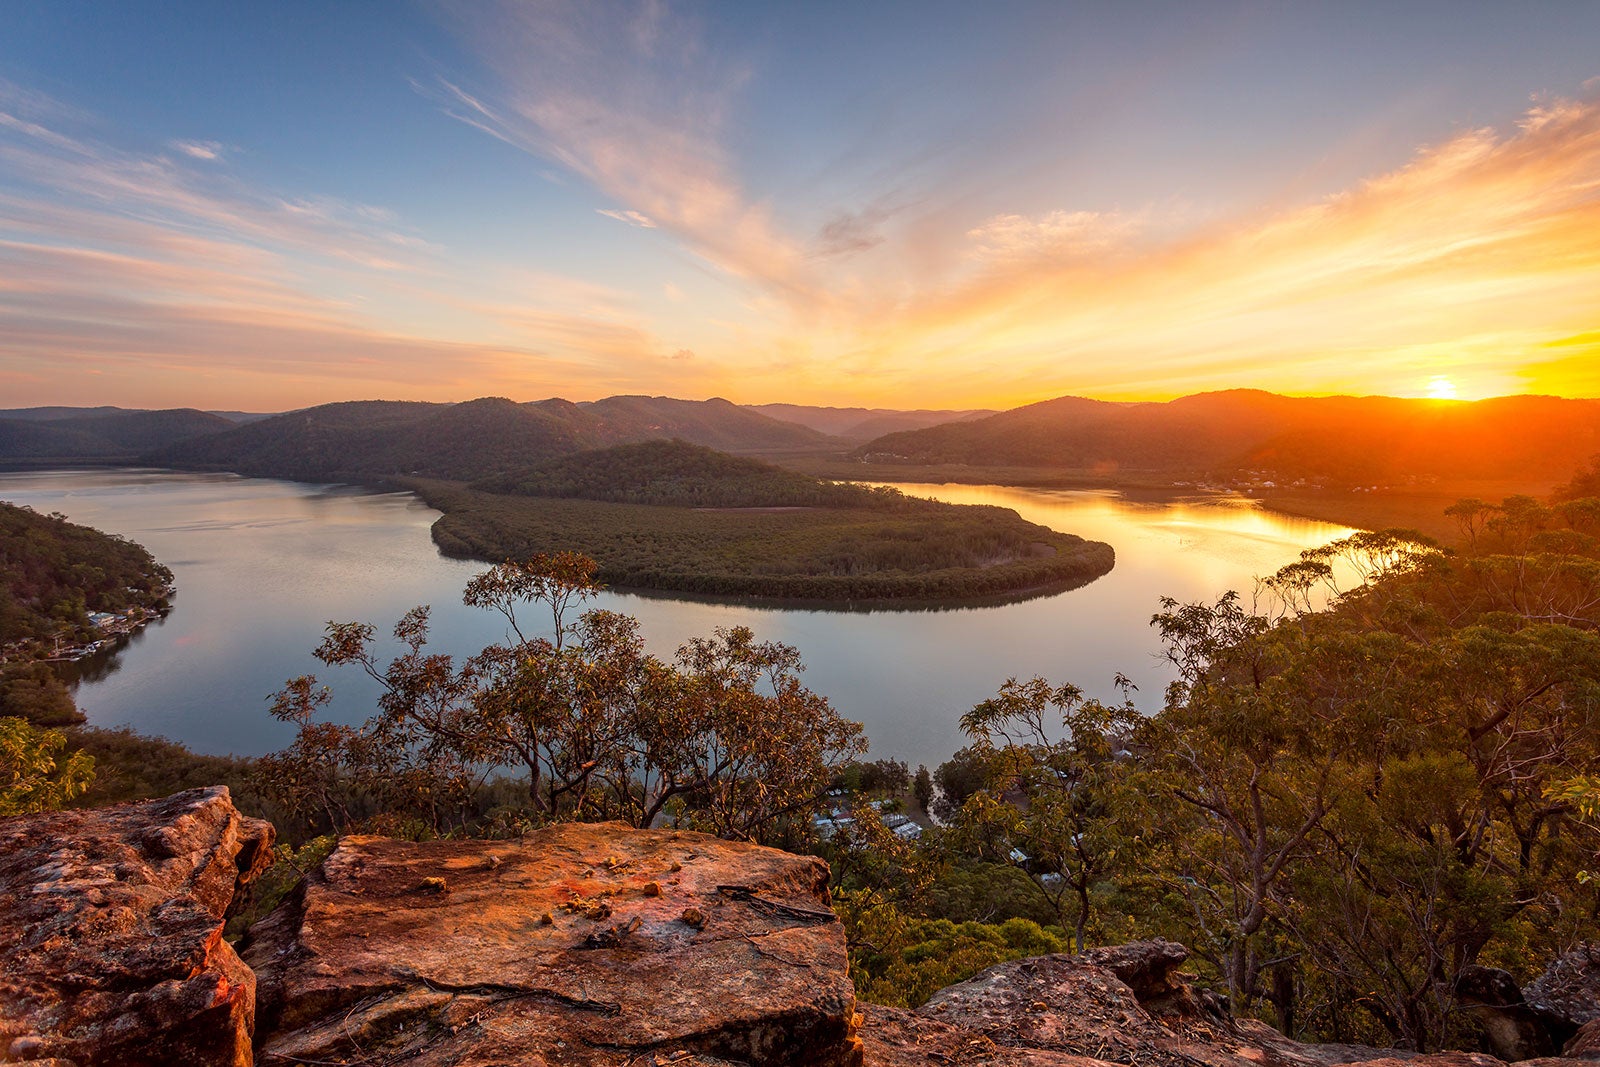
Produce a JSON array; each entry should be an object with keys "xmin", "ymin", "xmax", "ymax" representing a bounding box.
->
[
  {"xmin": 415, "ymin": 479, "xmax": 1114, "ymax": 603},
  {"xmin": 0, "ymin": 502, "xmax": 173, "ymax": 652},
  {"xmin": 0, "ymin": 408, "xmax": 233, "ymax": 462},
  {"xmin": 857, "ymin": 390, "xmax": 1600, "ymax": 487},
  {"xmin": 475, "ymin": 439, "xmax": 917, "ymax": 510},
  {"xmin": 143, "ymin": 395, "xmax": 832, "ymax": 482}
]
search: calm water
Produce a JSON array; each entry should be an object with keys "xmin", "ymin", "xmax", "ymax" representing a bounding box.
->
[{"xmin": 0, "ymin": 469, "xmax": 1354, "ymax": 769}]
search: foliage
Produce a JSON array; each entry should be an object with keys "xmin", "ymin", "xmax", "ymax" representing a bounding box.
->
[
  {"xmin": 258, "ymin": 553, "xmax": 866, "ymax": 844},
  {"xmin": 413, "ymin": 479, "xmax": 1114, "ymax": 604},
  {"xmin": 948, "ymin": 675, "xmax": 1144, "ymax": 952},
  {"xmin": 932, "ymin": 745, "xmax": 1003, "ymax": 816},
  {"xmin": 476, "ymin": 439, "xmax": 907, "ymax": 509},
  {"xmin": 1553, "ymin": 455, "xmax": 1600, "ymax": 503},
  {"xmin": 226, "ymin": 835, "xmax": 338, "ymax": 938},
  {"xmin": 69, "ymin": 726, "xmax": 264, "ymax": 813},
  {"xmin": 0, "ymin": 501, "xmax": 172, "ymax": 652},
  {"xmin": 1120, "ymin": 516, "xmax": 1600, "ymax": 1048},
  {"xmin": 0, "ymin": 661, "xmax": 82, "ymax": 726},
  {"xmin": 840, "ymin": 892, "xmax": 1070, "ymax": 1008},
  {"xmin": 836, "ymin": 757, "xmax": 911, "ymax": 795},
  {"xmin": 0, "ymin": 716, "xmax": 94, "ymax": 815},
  {"xmin": 913, "ymin": 764, "xmax": 934, "ymax": 813}
]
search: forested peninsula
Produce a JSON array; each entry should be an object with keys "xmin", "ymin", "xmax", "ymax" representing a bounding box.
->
[{"xmin": 415, "ymin": 440, "xmax": 1113, "ymax": 603}]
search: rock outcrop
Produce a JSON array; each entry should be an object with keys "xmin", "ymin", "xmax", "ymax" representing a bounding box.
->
[
  {"xmin": 1528, "ymin": 945, "xmax": 1600, "ymax": 1030},
  {"xmin": 243, "ymin": 824, "xmax": 862, "ymax": 1067},
  {"xmin": 7, "ymin": 788, "xmax": 1600, "ymax": 1067},
  {"xmin": 869, "ymin": 940, "xmax": 1504, "ymax": 1067},
  {"xmin": 0, "ymin": 786, "xmax": 274, "ymax": 1067}
]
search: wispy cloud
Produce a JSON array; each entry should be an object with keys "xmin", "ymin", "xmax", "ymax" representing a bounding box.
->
[
  {"xmin": 420, "ymin": 4, "xmax": 1600, "ymax": 406},
  {"xmin": 829, "ymin": 90, "xmax": 1600, "ymax": 404},
  {"xmin": 597, "ymin": 207, "xmax": 656, "ymax": 228},
  {"xmin": 0, "ymin": 81, "xmax": 723, "ymax": 408},
  {"xmin": 431, "ymin": 0, "xmax": 823, "ymax": 304},
  {"xmin": 170, "ymin": 139, "xmax": 224, "ymax": 161}
]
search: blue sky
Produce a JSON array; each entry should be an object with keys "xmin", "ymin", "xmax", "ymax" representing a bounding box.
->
[{"xmin": 3, "ymin": 1, "xmax": 1599, "ymax": 409}]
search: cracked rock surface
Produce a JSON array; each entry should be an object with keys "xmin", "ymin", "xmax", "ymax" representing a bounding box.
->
[
  {"xmin": 242, "ymin": 822, "xmax": 862, "ymax": 1067},
  {"xmin": 0, "ymin": 786, "xmax": 274, "ymax": 1067}
]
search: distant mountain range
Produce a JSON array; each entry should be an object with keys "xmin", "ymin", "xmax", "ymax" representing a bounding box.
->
[
  {"xmin": 142, "ymin": 396, "xmax": 832, "ymax": 481},
  {"xmin": 854, "ymin": 389, "xmax": 1600, "ymax": 486},
  {"xmin": 745, "ymin": 404, "xmax": 994, "ymax": 443},
  {"xmin": 0, "ymin": 409, "xmax": 236, "ymax": 461},
  {"xmin": 4, "ymin": 390, "xmax": 1597, "ymax": 489}
]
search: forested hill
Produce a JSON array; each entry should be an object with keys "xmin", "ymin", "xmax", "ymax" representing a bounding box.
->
[
  {"xmin": 0, "ymin": 502, "xmax": 172, "ymax": 652},
  {"xmin": 145, "ymin": 396, "xmax": 834, "ymax": 482},
  {"xmin": 0, "ymin": 408, "xmax": 234, "ymax": 462},
  {"xmin": 476, "ymin": 439, "xmax": 906, "ymax": 509},
  {"xmin": 746, "ymin": 403, "xmax": 996, "ymax": 443},
  {"xmin": 856, "ymin": 390, "xmax": 1600, "ymax": 485}
]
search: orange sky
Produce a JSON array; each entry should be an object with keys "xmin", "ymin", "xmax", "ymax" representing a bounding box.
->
[{"xmin": 2, "ymin": 6, "xmax": 1599, "ymax": 411}]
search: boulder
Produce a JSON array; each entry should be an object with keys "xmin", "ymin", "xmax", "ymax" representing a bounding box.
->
[
  {"xmin": 1456, "ymin": 965, "xmax": 1573, "ymax": 1062},
  {"xmin": 1563, "ymin": 1019, "xmax": 1600, "ymax": 1060},
  {"xmin": 908, "ymin": 942, "xmax": 1511, "ymax": 1067},
  {"xmin": 244, "ymin": 822, "xmax": 862, "ymax": 1067},
  {"xmin": 1528, "ymin": 945, "xmax": 1600, "ymax": 1029},
  {"xmin": 0, "ymin": 786, "xmax": 274, "ymax": 1067}
]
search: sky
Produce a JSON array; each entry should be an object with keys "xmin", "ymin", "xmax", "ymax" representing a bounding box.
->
[{"xmin": 2, "ymin": 1, "xmax": 1599, "ymax": 412}]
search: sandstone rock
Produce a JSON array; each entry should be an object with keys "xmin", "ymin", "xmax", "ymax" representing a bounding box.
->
[
  {"xmin": 861, "ymin": 1003, "xmax": 1109, "ymax": 1065},
  {"xmin": 244, "ymin": 822, "xmax": 862, "ymax": 1067},
  {"xmin": 1078, "ymin": 940, "xmax": 1196, "ymax": 1014},
  {"xmin": 908, "ymin": 944, "xmax": 1481, "ymax": 1067},
  {"xmin": 1563, "ymin": 1019, "xmax": 1600, "ymax": 1060},
  {"xmin": 0, "ymin": 786, "xmax": 274, "ymax": 1067},
  {"xmin": 1457, "ymin": 965, "xmax": 1573, "ymax": 1062},
  {"xmin": 1528, "ymin": 945, "xmax": 1600, "ymax": 1029}
]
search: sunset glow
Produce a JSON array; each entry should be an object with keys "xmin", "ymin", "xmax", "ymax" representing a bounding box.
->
[{"xmin": 2, "ymin": 4, "xmax": 1599, "ymax": 410}]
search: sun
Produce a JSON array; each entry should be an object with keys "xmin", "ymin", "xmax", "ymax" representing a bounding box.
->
[{"xmin": 1425, "ymin": 376, "xmax": 1459, "ymax": 400}]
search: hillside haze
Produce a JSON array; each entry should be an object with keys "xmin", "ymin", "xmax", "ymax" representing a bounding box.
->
[
  {"xmin": 144, "ymin": 395, "xmax": 832, "ymax": 481},
  {"xmin": 856, "ymin": 390, "xmax": 1600, "ymax": 486},
  {"xmin": 0, "ymin": 409, "xmax": 235, "ymax": 462}
]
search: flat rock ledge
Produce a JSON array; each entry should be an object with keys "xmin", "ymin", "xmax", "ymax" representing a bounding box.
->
[
  {"xmin": 242, "ymin": 823, "xmax": 863, "ymax": 1067},
  {"xmin": 0, "ymin": 786, "xmax": 274, "ymax": 1067}
]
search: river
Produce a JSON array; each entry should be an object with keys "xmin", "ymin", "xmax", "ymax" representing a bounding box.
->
[{"xmin": 0, "ymin": 469, "xmax": 1355, "ymax": 770}]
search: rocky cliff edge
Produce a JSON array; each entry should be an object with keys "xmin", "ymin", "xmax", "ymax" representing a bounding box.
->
[{"xmin": 3, "ymin": 789, "xmax": 1600, "ymax": 1067}]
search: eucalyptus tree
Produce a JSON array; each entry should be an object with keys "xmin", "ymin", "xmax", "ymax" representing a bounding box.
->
[{"xmin": 259, "ymin": 552, "xmax": 863, "ymax": 843}]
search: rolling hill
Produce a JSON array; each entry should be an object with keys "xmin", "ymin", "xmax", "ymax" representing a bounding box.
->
[
  {"xmin": 144, "ymin": 395, "xmax": 835, "ymax": 482},
  {"xmin": 856, "ymin": 390, "xmax": 1600, "ymax": 486},
  {"xmin": 0, "ymin": 409, "xmax": 235, "ymax": 462},
  {"xmin": 746, "ymin": 403, "xmax": 996, "ymax": 443}
]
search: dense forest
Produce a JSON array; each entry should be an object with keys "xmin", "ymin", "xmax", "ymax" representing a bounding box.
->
[
  {"xmin": 0, "ymin": 502, "xmax": 173, "ymax": 729},
  {"xmin": 0, "ymin": 502, "xmax": 172, "ymax": 652},
  {"xmin": 475, "ymin": 439, "xmax": 906, "ymax": 508},
  {"xmin": 417, "ymin": 474, "xmax": 1114, "ymax": 603},
  {"xmin": 838, "ymin": 482, "xmax": 1600, "ymax": 1051},
  {"xmin": 0, "ymin": 408, "xmax": 233, "ymax": 463}
]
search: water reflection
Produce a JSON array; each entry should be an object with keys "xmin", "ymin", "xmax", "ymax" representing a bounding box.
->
[{"xmin": 0, "ymin": 469, "xmax": 1355, "ymax": 770}]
